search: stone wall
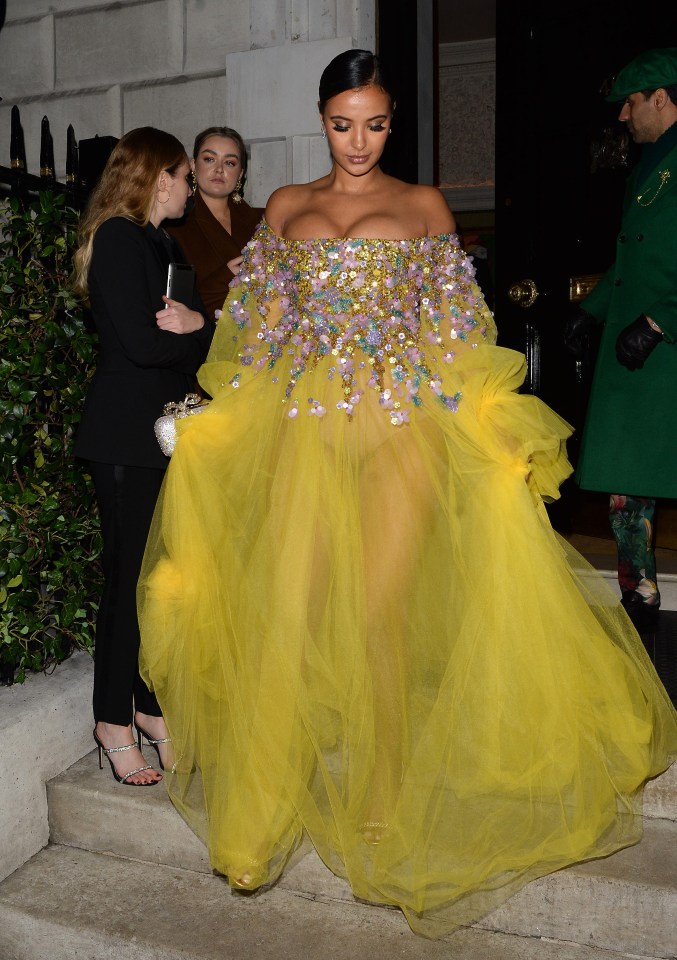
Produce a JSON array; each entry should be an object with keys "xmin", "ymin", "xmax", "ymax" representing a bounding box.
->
[
  {"xmin": 0, "ymin": 0, "xmax": 375, "ymax": 207},
  {"xmin": 0, "ymin": 5, "xmax": 495, "ymax": 214},
  {"xmin": 0, "ymin": 652, "xmax": 94, "ymax": 883}
]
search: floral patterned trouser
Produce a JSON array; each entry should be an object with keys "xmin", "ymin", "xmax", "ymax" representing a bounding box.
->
[{"xmin": 608, "ymin": 495, "xmax": 660, "ymax": 605}]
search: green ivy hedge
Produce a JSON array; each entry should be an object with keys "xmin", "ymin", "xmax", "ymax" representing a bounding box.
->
[{"xmin": 0, "ymin": 191, "xmax": 102, "ymax": 683}]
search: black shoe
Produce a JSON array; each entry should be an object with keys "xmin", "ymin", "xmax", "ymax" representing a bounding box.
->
[{"xmin": 621, "ymin": 591, "xmax": 660, "ymax": 634}]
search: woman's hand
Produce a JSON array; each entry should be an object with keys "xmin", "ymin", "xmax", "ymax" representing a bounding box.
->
[
  {"xmin": 227, "ymin": 255, "xmax": 244, "ymax": 276},
  {"xmin": 156, "ymin": 297, "xmax": 205, "ymax": 333}
]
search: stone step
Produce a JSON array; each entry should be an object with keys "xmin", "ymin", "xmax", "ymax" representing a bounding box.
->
[
  {"xmin": 476, "ymin": 817, "xmax": 677, "ymax": 957},
  {"xmin": 645, "ymin": 755, "xmax": 677, "ymax": 820},
  {"xmin": 4, "ymin": 654, "xmax": 674, "ymax": 960},
  {"xmin": 563, "ymin": 534, "xmax": 677, "ymax": 610},
  {"xmin": 48, "ymin": 750, "xmax": 211, "ymax": 874},
  {"xmin": 0, "ymin": 842, "xmax": 673, "ymax": 960},
  {"xmin": 40, "ymin": 751, "xmax": 677, "ymax": 957},
  {"xmin": 46, "ymin": 752, "xmax": 677, "ymax": 880}
]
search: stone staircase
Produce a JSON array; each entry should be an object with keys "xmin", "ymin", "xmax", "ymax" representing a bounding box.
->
[{"xmin": 0, "ymin": 742, "xmax": 675, "ymax": 960}]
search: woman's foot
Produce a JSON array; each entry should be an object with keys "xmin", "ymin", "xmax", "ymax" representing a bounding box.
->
[
  {"xmin": 360, "ymin": 820, "xmax": 388, "ymax": 845},
  {"xmin": 94, "ymin": 722, "xmax": 162, "ymax": 785},
  {"xmin": 228, "ymin": 866, "xmax": 270, "ymax": 893},
  {"xmin": 223, "ymin": 854, "xmax": 269, "ymax": 892},
  {"xmin": 230, "ymin": 872, "xmax": 254, "ymax": 889},
  {"xmin": 134, "ymin": 712, "xmax": 175, "ymax": 772}
]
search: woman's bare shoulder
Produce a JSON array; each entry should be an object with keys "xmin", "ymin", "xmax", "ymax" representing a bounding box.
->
[
  {"xmin": 265, "ymin": 183, "xmax": 314, "ymax": 234},
  {"xmin": 403, "ymin": 183, "xmax": 456, "ymax": 235}
]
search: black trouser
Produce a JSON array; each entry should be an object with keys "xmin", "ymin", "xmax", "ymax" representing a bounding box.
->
[{"xmin": 89, "ymin": 461, "xmax": 165, "ymax": 725}]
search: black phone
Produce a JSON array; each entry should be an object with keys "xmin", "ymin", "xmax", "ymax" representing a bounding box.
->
[{"xmin": 166, "ymin": 262, "xmax": 195, "ymax": 306}]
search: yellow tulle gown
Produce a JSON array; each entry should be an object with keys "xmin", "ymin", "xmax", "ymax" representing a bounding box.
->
[{"xmin": 138, "ymin": 222, "xmax": 677, "ymax": 938}]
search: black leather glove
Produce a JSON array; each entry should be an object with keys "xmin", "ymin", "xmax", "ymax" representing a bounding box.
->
[
  {"xmin": 563, "ymin": 306, "xmax": 597, "ymax": 358},
  {"xmin": 615, "ymin": 315, "xmax": 663, "ymax": 371}
]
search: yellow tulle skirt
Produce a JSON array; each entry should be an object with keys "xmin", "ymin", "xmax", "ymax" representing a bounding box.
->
[{"xmin": 138, "ymin": 342, "xmax": 677, "ymax": 938}]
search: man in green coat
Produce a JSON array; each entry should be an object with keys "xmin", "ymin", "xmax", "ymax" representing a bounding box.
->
[{"xmin": 565, "ymin": 48, "xmax": 677, "ymax": 632}]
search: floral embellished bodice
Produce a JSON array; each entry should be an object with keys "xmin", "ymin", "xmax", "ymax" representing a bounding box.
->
[{"xmin": 215, "ymin": 221, "xmax": 496, "ymax": 424}]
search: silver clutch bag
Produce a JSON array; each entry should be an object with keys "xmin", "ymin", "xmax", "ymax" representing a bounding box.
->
[{"xmin": 154, "ymin": 392, "xmax": 208, "ymax": 457}]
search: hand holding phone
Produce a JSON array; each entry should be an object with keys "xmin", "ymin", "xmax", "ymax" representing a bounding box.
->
[{"xmin": 166, "ymin": 262, "xmax": 195, "ymax": 307}]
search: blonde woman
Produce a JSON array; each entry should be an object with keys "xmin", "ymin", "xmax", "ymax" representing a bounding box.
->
[{"xmin": 73, "ymin": 127, "xmax": 214, "ymax": 785}]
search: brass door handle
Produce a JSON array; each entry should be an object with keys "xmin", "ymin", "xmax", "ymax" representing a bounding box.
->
[
  {"xmin": 508, "ymin": 279, "xmax": 539, "ymax": 308},
  {"xmin": 569, "ymin": 274, "xmax": 603, "ymax": 301}
]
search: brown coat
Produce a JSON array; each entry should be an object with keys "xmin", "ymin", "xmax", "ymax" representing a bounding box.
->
[{"xmin": 165, "ymin": 191, "xmax": 263, "ymax": 321}]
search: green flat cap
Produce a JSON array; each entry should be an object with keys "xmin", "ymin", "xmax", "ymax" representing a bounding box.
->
[{"xmin": 607, "ymin": 47, "xmax": 677, "ymax": 101}]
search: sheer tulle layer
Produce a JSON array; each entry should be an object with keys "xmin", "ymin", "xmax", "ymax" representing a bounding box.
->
[{"xmin": 138, "ymin": 343, "xmax": 677, "ymax": 938}]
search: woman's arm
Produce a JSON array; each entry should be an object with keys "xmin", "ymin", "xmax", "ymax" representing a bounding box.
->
[{"xmin": 90, "ymin": 219, "xmax": 213, "ymax": 372}]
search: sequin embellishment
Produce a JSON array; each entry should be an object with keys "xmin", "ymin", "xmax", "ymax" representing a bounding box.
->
[{"xmin": 228, "ymin": 223, "xmax": 495, "ymax": 423}]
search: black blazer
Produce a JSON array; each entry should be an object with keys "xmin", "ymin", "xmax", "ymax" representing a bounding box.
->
[{"xmin": 73, "ymin": 217, "xmax": 215, "ymax": 470}]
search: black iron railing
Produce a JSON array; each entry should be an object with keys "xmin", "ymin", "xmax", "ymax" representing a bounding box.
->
[
  {"xmin": 1, "ymin": 105, "xmax": 117, "ymax": 210},
  {"xmin": 0, "ymin": 106, "xmax": 76, "ymax": 206}
]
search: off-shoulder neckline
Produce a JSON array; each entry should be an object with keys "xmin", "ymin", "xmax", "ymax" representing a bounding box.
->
[{"xmin": 258, "ymin": 218, "xmax": 457, "ymax": 244}]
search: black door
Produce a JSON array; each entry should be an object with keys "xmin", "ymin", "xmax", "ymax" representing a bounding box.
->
[{"xmin": 495, "ymin": 1, "xmax": 677, "ymax": 533}]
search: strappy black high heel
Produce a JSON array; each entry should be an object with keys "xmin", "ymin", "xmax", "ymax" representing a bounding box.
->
[
  {"xmin": 135, "ymin": 720, "xmax": 172, "ymax": 772},
  {"xmin": 93, "ymin": 729, "xmax": 160, "ymax": 786}
]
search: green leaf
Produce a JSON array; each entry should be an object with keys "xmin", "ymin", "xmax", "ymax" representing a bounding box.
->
[{"xmin": 0, "ymin": 189, "xmax": 101, "ymax": 683}]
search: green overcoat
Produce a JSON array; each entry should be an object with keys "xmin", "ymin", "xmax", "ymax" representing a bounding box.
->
[{"xmin": 577, "ymin": 125, "xmax": 677, "ymax": 498}]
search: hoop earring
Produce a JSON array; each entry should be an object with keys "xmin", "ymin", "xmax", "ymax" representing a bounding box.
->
[
  {"xmin": 157, "ymin": 188, "xmax": 170, "ymax": 205},
  {"xmin": 231, "ymin": 173, "xmax": 243, "ymax": 204}
]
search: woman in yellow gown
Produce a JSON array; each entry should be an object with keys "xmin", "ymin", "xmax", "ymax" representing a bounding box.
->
[{"xmin": 138, "ymin": 50, "xmax": 677, "ymax": 938}]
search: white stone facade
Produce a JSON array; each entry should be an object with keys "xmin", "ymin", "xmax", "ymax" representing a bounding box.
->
[{"xmin": 0, "ymin": 0, "xmax": 375, "ymax": 208}]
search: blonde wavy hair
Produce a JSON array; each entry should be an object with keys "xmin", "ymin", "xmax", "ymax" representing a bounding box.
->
[{"xmin": 72, "ymin": 127, "xmax": 188, "ymax": 297}]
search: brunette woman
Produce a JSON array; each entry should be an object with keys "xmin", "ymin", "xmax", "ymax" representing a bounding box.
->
[
  {"xmin": 138, "ymin": 55, "xmax": 677, "ymax": 933},
  {"xmin": 165, "ymin": 126, "xmax": 263, "ymax": 320}
]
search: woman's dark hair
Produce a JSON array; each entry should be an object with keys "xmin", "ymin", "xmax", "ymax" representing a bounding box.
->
[
  {"xmin": 192, "ymin": 126, "xmax": 248, "ymax": 176},
  {"xmin": 318, "ymin": 49, "xmax": 394, "ymax": 111}
]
